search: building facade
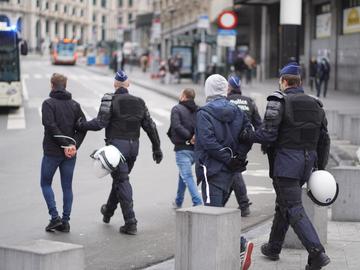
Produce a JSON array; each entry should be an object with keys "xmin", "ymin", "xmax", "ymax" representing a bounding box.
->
[{"xmin": 0, "ymin": 0, "xmax": 117, "ymax": 51}]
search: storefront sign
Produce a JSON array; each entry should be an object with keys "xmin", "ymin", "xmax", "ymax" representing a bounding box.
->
[
  {"xmin": 343, "ymin": 7, "xmax": 360, "ymax": 34},
  {"xmin": 316, "ymin": 13, "xmax": 331, "ymax": 38}
]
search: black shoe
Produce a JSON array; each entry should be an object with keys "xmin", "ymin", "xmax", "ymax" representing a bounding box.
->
[
  {"xmin": 241, "ymin": 206, "xmax": 251, "ymax": 217},
  {"xmin": 55, "ymin": 221, "xmax": 70, "ymax": 233},
  {"xmin": 45, "ymin": 217, "xmax": 62, "ymax": 232},
  {"xmin": 119, "ymin": 223, "xmax": 137, "ymax": 235},
  {"xmin": 261, "ymin": 243, "xmax": 280, "ymax": 261},
  {"xmin": 306, "ymin": 252, "xmax": 330, "ymax": 270},
  {"xmin": 100, "ymin": 204, "xmax": 112, "ymax": 224}
]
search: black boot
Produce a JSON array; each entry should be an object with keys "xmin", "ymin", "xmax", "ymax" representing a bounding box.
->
[
  {"xmin": 100, "ymin": 204, "xmax": 113, "ymax": 224},
  {"xmin": 45, "ymin": 216, "xmax": 62, "ymax": 232},
  {"xmin": 119, "ymin": 222, "xmax": 137, "ymax": 235},
  {"xmin": 305, "ymin": 251, "xmax": 330, "ymax": 270},
  {"xmin": 261, "ymin": 243, "xmax": 280, "ymax": 261},
  {"xmin": 55, "ymin": 221, "xmax": 70, "ymax": 233}
]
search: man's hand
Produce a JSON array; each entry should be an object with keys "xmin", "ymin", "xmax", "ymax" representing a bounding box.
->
[
  {"xmin": 153, "ymin": 149, "xmax": 163, "ymax": 164},
  {"xmin": 64, "ymin": 145, "xmax": 77, "ymax": 158},
  {"xmin": 227, "ymin": 156, "xmax": 248, "ymax": 172}
]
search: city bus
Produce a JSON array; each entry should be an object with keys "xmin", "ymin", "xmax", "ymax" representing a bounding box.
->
[
  {"xmin": 51, "ymin": 38, "xmax": 78, "ymax": 65},
  {"xmin": 0, "ymin": 23, "xmax": 27, "ymax": 108}
]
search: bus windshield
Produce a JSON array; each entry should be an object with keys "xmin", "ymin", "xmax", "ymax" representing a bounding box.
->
[
  {"xmin": 0, "ymin": 31, "xmax": 20, "ymax": 82},
  {"xmin": 57, "ymin": 42, "xmax": 75, "ymax": 56}
]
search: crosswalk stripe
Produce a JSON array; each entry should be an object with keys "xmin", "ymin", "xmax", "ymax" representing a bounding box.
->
[
  {"xmin": 152, "ymin": 118, "xmax": 163, "ymax": 127},
  {"xmin": 150, "ymin": 108, "xmax": 171, "ymax": 119},
  {"xmin": 22, "ymin": 74, "xmax": 30, "ymax": 79},
  {"xmin": 7, "ymin": 107, "xmax": 26, "ymax": 130},
  {"xmin": 34, "ymin": 74, "xmax": 42, "ymax": 79},
  {"xmin": 22, "ymin": 78, "xmax": 29, "ymax": 101}
]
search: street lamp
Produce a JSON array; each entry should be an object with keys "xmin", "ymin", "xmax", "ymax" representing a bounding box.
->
[{"xmin": 168, "ymin": 7, "xmax": 175, "ymax": 57}]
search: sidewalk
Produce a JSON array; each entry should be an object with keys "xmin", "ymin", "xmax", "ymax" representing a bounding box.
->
[{"xmin": 144, "ymin": 215, "xmax": 360, "ymax": 270}]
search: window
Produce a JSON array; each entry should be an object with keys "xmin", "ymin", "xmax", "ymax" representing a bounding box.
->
[
  {"xmin": 36, "ymin": 0, "xmax": 40, "ymax": 8},
  {"xmin": 55, "ymin": 3, "xmax": 58, "ymax": 11},
  {"xmin": 101, "ymin": 0, "xmax": 106, "ymax": 8},
  {"xmin": 45, "ymin": 1, "xmax": 49, "ymax": 9},
  {"xmin": 344, "ymin": 0, "xmax": 360, "ymax": 8},
  {"xmin": 129, "ymin": 0, "xmax": 133, "ymax": 7},
  {"xmin": 343, "ymin": 0, "xmax": 360, "ymax": 34},
  {"xmin": 118, "ymin": 16, "xmax": 123, "ymax": 24},
  {"xmin": 55, "ymin": 22, "xmax": 59, "ymax": 35},
  {"xmin": 93, "ymin": 14, "xmax": 97, "ymax": 22},
  {"xmin": 93, "ymin": 0, "xmax": 96, "ymax": 5},
  {"xmin": 64, "ymin": 5, "xmax": 67, "ymax": 14},
  {"xmin": 118, "ymin": 0, "xmax": 123, "ymax": 7},
  {"xmin": 102, "ymin": 15, "xmax": 106, "ymax": 23},
  {"xmin": 45, "ymin": 20, "xmax": 49, "ymax": 33},
  {"xmin": 80, "ymin": 9, "xmax": 84, "ymax": 17},
  {"xmin": 315, "ymin": 3, "xmax": 332, "ymax": 39},
  {"xmin": 128, "ymin": 13, "xmax": 132, "ymax": 22}
]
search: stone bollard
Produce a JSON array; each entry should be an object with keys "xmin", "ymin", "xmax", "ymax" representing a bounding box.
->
[
  {"xmin": 283, "ymin": 188, "xmax": 328, "ymax": 249},
  {"xmin": 324, "ymin": 110, "xmax": 338, "ymax": 137},
  {"xmin": 330, "ymin": 166, "xmax": 360, "ymax": 221},
  {"xmin": 175, "ymin": 206, "xmax": 241, "ymax": 270},
  {"xmin": 350, "ymin": 116, "xmax": 360, "ymax": 145},
  {"xmin": 0, "ymin": 239, "xmax": 84, "ymax": 270}
]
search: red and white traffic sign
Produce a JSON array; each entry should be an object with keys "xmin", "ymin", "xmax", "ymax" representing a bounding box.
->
[{"xmin": 217, "ymin": 11, "xmax": 238, "ymax": 29}]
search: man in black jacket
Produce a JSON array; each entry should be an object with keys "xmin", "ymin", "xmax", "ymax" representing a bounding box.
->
[
  {"xmin": 76, "ymin": 70, "xmax": 163, "ymax": 235},
  {"xmin": 169, "ymin": 88, "xmax": 202, "ymax": 208},
  {"xmin": 41, "ymin": 73, "xmax": 86, "ymax": 233},
  {"xmin": 225, "ymin": 75, "xmax": 262, "ymax": 216}
]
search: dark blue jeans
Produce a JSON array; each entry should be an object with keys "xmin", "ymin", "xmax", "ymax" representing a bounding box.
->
[{"xmin": 40, "ymin": 155, "xmax": 76, "ymax": 221}]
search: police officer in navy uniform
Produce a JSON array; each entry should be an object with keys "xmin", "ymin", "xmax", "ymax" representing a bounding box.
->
[
  {"xmin": 225, "ymin": 75, "xmax": 262, "ymax": 216},
  {"xmin": 240, "ymin": 63, "xmax": 331, "ymax": 270},
  {"xmin": 77, "ymin": 70, "xmax": 163, "ymax": 235}
]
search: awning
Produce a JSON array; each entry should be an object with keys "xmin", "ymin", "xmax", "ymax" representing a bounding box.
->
[{"xmin": 234, "ymin": 0, "xmax": 279, "ymax": 5}]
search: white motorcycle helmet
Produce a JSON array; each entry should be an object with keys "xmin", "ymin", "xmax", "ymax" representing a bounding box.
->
[
  {"xmin": 307, "ymin": 170, "xmax": 339, "ymax": 206},
  {"xmin": 90, "ymin": 145, "xmax": 126, "ymax": 178}
]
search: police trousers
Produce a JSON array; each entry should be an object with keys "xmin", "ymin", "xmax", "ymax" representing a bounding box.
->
[
  {"xmin": 268, "ymin": 177, "xmax": 324, "ymax": 255},
  {"xmin": 105, "ymin": 139, "xmax": 139, "ymax": 225}
]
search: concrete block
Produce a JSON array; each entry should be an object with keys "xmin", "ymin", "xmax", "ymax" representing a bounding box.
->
[
  {"xmin": 175, "ymin": 206, "xmax": 241, "ymax": 270},
  {"xmin": 336, "ymin": 113, "xmax": 354, "ymax": 141},
  {"xmin": 0, "ymin": 239, "xmax": 84, "ymax": 270},
  {"xmin": 283, "ymin": 188, "xmax": 328, "ymax": 249},
  {"xmin": 350, "ymin": 116, "xmax": 360, "ymax": 145},
  {"xmin": 330, "ymin": 166, "xmax": 360, "ymax": 221},
  {"xmin": 325, "ymin": 110, "xmax": 338, "ymax": 137}
]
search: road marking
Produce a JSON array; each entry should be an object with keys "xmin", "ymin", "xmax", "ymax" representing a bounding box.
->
[
  {"xmin": 152, "ymin": 118, "xmax": 163, "ymax": 126},
  {"xmin": 243, "ymin": 169, "xmax": 269, "ymax": 177},
  {"xmin": 22, "ymin": 78, "xmax": 29, "ymax": 101},
  {"xmin": 246, "ymin": 186, "xmax": 275, "ymax": 195},
  {"xmin": 7, "ymin": 107, "xmax": 26, "ymax": 130},
  {"xmin": 150, "ymin": 108, "xmax": 171, "ymax": 119},
  {"xmin": 22, "ymin": 74, "xmax": 30, "ymax": 79},
  {"xmin": 34, "ymin": 74, "xmax": 42, "ymax": 79}
]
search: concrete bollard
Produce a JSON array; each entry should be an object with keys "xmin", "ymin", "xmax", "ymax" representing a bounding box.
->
[
  {"xmin": 283, "ymin": 188, "xmax": 328, "ymax": 249},
  {"xmin": 330, "ymin": 166, "xmax": 360, "ymax": 221},
  {"xmin": 175, "ymin": 206, "xmax": 241, "ymax": 270},
  {"xmin": 0, "ymin": 239, "xmax": 84, "ymax": 270},
  {"xmin": 324, "ymin": 110, "xmax": 338, "ymax": 137},
  {"xmin": 350, "ymin": 116, "xmax": 360, "ymax": 145}
]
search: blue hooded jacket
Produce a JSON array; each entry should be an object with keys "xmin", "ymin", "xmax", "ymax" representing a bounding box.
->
[{"xmin": 195, "ymin": 96, "xmax": 252, "ymax": 178}]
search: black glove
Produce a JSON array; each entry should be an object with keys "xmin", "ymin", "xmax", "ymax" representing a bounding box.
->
[
  {"xmin": 75, "ymin": 117, "xmax": 85, "ymax": 131},
  {"xmin": 153, "ymin": 149, "xmax": 163, "ymax": 164},
  {"xmin": 227, "ymin": 156, "xmax": 248, "ymax": 172},
  {"xmin": 239, "ymin": 127, "xmax": 255, "ymax": 143}
]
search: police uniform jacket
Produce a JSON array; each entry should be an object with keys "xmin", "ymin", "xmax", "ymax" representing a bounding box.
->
[{"xmin": 254, "ymin": 87, "xmax": 330, "ymax": 180}]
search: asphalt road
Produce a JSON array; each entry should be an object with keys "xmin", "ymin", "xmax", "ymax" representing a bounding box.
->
[{"xmin": 0, "ymin": 57, "xmax": 275, "ymax": 269}]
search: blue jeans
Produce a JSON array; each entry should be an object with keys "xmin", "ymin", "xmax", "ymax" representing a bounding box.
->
[
  {"xmin": 40, "ymin": 155, "xmax": 76, "ymax": 221},
  {"xmin": 175, "ymin": 150, "xmax": 202, "ymax": 207}
]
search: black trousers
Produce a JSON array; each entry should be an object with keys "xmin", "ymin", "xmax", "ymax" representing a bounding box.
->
[
  {"xmin": 105, "ymin": 139, "xmax": 139, "ymax": 225},
  {"xmin": 268, "ymin": 177, "xmax": 324, "ymax": 256}
]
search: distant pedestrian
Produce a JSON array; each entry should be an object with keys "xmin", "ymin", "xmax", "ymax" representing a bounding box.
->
[
  {"xmin": 309, "ymin": 58, "xmax": 317, "ymax": 92},
  {"xmin": 40, "ymin": 73, "xmax": 87, "ymax": 233},
  {"xmin": 76, "ymin": 70, "xmax": 163, "ymax": 235},
  {"xmin": 195, "ymin": 74, "xmax": 254, "ymax": 270},
  {"xmin": 316, "ymin": 57, "xmax": 330, "ymax": 98},
  {"xmin": 240, "ymin": 62, "xmax": 331, "ymax": 270},
  {"xmin": 224, "ymin": 75, "xmax": 262, "ymax": 216},
  {"xmin": 168, "ymin": 88, "xmax": 202, "ymax": 208}
]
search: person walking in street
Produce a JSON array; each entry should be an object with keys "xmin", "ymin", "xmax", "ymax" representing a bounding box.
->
[
  {"xmin": 168, "ymin": 88, "xmax": 202, "ymax": 208},
  {"xmin": 40, "ymin": 73, "xmax": 87, "ymax": 233},
  {"xmin": 309, "ymin": 58, "xmax": 317, "ymax": 92},
  {"xmin": 225, "ymin": 75, "xmax": 262, "ymax": 216},
  {"xmin": 240, "ymin": 62, "xmax": 331, "ymax": 270},
  {"xmin": 315, "ymin": 57, "xmax": 330, "ymax": 98},
  {"xmin": 195, "ymin": 74, "xmax": 254, "ymax": 270},
  {"xmin": 76, "ymin": 70, "xmax": 163, "ymax": 235}
]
